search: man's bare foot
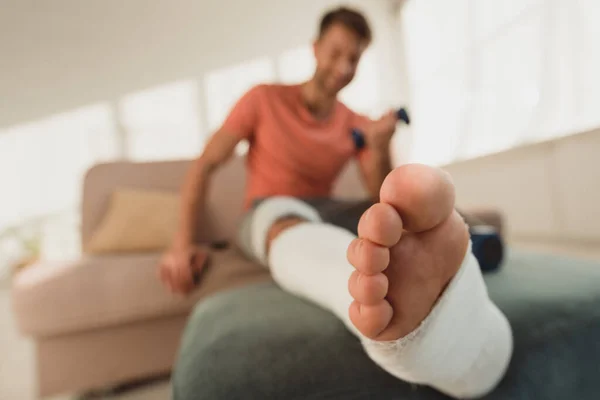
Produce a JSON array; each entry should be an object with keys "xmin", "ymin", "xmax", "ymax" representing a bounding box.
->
[{"xmin": 347, "ymin": 164, "xmax": 470, "ymax": 341}]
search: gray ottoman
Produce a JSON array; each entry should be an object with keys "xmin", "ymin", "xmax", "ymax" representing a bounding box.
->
[{"xmin": 173, "ymin": 250, "xmax": 600, "ymax": 399}]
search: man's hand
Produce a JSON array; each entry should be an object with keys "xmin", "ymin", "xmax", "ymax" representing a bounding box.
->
[
  {"xmin": 363, "ymin": 110, "xmax": 398, "ymax": 151},
  {"xmin": 158, "ymin": 245, "xmax": 209, "ymax": 295},
  {"xmin": 356, "ymin": 109, "xmax": 397, "ymax": 201}
]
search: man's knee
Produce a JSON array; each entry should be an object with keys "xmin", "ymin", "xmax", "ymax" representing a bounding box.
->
[
  {"xmin": 266, "ymin": 216, "xmax": 308, "ymax": 255},
  {"xmin": 249, "ymin": 197, "xmax": 322, "ymax": 265}
]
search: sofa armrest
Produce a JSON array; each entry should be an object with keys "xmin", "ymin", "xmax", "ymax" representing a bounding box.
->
[
  {"xmin": 11, "ymin": 248, "xmax": 271, "ymax": 338},
  {"xmin": 12, "ymin": 254, "xmax": 169, "ymax": 337}
]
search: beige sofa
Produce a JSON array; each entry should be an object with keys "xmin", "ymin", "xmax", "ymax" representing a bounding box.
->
[{"xmin": 10, "ymin": 156, "xmax": 368, "ymax": 398}]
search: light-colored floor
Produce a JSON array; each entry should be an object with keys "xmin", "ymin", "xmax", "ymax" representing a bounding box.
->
[
  {"xmin": 0, "ymin": 279, "xmax": 38, "ymax": 400},
  {"xmin": 2, "ymin": 240, "xmax": 598, "ymax": 400}
]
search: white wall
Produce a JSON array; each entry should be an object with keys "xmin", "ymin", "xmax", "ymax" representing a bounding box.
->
[
  {"xmin": 0, "ymin": 0, "xmax": 405, "ymax": 130},
  {"xmin": 445, "ymin": 128, "xmax": 600, "ymax": 243}
]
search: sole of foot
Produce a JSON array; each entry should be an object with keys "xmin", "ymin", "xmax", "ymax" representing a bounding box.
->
[{"xmin": 347, "ymin": 164, "xmax": 470, "ymax": 341}]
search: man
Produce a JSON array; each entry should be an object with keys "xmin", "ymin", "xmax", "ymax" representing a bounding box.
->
[{"xmin": 160, "ymin": 7, "xmax": 512, "ymax": 399}]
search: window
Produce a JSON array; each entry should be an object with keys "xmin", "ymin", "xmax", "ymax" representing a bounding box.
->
[
  {"xmin": 0, "ymin": 103, "xmax": 117, "ymax": 230},
  {"xmin": 119, "ymin": 80, "xmax": 203, "ymax": 161},
  {"xmin": 578, "ymin": 0, "xmax": 600, "ymax": 128},
  {"xmin": 402, "ymin": 0, "xmax": 471, "ymax": 164},
  {"xmin": 409, "ymin": 57, "xmax": 470, "ymax": 165},
  {"xmin": 204, "ymin": 57, "xmax": 276, "ymax": 155},
  {"xmin": 204, "ymin": 57, "xmax": 276, "ymax": 132},
  {"xmin": 0, "ymin": 103, "xmax": 118, "ymax": 268},
  {"xmin": 465, "ymin": 11, "xmax": 543, "ymax": 159},
  {"xmin": 473, "ymin": 0, "xmax": 543, "ymax": 42},
  {"xmin": 403, "ymin": 0, "xmax": 470, "ymax": 87},
  {"xmin": 339, "ymin": 49, "xmax": 381, "ymax": 117},
  {"xmin": 401, "ymin": 0, "xmax": 600, "ymax": 165}
]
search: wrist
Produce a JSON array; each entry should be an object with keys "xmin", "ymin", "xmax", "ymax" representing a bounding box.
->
[
  {"xmin": 370, "ymin": 142, "xmax": 391, "ymax": 159},
  {"xmin": 171, "ymin": 234, "xmax": 193, "ymax": 251}
]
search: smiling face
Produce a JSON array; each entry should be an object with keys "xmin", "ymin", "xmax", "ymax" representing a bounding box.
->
[
  {"xmin": 312, "ymin": 22, "xmax": 367, "ymax": 96},
  {"xmin": 311, "ymin": 7, "xmax": 371, "ymax": 97}
]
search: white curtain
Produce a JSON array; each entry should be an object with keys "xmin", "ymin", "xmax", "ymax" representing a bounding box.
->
[{"xmin": 401, "ymin": 0, "xmax": 600, "ymax": 165}]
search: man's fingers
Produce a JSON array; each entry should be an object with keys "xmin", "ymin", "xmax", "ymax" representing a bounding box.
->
[
  {"xmin": 157, "ymin": 250, "xmax": 201, "ymax": 295},
  {"xmin": 190, "ymin": 252, "xmax": 201, "ymax": 285},
  {"xmin": 170, "ymin": 261, "xmax": 185, "ymax": 293},
  {"xmin": 162, "ymin": 265, "xmax": 175, "ymax": 293},
  {"xmin": 190, "ymin": 250, "xmax": 209, "ymax": 285},
  {"xmin": 378, "ymin": 110, "xmax": 393, "ymax": 122},
  {"xmin": 158, "ymin": 257, "xmax": 175, "ymax": 292},
  {"xmin": 173, "ymin": 257, "xmax": 194, "ymax": 294},
  {"xmin": 158, "ymin": 263, "xmax": 168, "ymax": 284}
]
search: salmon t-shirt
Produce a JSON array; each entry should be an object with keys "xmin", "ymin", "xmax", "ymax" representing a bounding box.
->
[{"xmin": 222, "ymin": 84, "xmax": 370, "ymax": 209}]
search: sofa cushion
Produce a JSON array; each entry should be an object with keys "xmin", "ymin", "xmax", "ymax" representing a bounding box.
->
[
  {"xmin": 12, "ymin": 247, "xmax": 271, "ymax": 337},
  {"xmin": 173, "ymin": 250, "xmax": 600, "ymax": 400},
  {"xmin": 86, "ymin": 188, "xmax": 180, "ymax": 254}
]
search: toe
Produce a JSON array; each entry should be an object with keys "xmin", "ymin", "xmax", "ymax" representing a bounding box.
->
[
  {"xmin": 348, "ymin": 270, "xmax": 388, "ymax": 305},
  {"xmin": 379, "ymin": 164, "xmax": 455, "ymax": 233},
  {"xmin": 349, "ymin": 300, "xmax": 393, "ymax": 339},
  {"xmin": 347, "ymin": 238, "xmax": 390, "ymax": 275},
  {"xmin": 357, "ymin": 203, "xmax": 403, "ymax": 247}
]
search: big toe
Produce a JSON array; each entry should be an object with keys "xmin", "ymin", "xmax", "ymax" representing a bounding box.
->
[{"xmin": 379, "ymin": 164, "xmax": 456, "ymax": 233}]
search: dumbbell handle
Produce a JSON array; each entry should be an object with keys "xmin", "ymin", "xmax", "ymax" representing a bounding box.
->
[
  {"xmin": 352, "ymin": 107, "xmax": 410, "ymax": 150},
  {"xmin": 396, "ymin": 108, "xmax": 411, "ymax": 125}
]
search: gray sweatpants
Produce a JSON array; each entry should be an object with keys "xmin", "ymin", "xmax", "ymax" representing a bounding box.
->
[{"xmin": 236, "ymin": 197, "xmax": 373, "ymax": 265}]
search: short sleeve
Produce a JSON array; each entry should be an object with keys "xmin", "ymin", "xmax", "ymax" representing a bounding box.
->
[{"xmin": 221, "ymin": 85, "xmax": 263, "ymax": 139}]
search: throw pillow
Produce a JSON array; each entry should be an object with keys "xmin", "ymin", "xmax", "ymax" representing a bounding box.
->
[{"xmin": 86, "ymin": 188, "xmax": 179, "ymax": 254}]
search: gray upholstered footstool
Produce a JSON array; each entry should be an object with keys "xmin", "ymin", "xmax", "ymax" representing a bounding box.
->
[{"xmin": 172, "ymin": 250, "xmax": 600, "ymax": 399}]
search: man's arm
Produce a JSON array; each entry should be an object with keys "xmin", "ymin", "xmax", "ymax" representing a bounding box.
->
[
  {"xmin": 356, "ymin": 110, "xmax": 398, "ymax": 201},
  {"xmin": 357, "ymin": 145, "xmax": 393, "ymax": 202},
  {"xmin": 159, "ymin": 129, "xmax": 242, "ymax": 294},
  {"xmin": 171, "ymin": 129, "xmax": 241, "ymax": 250},
  {"xmin": 160, "ymin": 85, "xmax": 262, "ymax": 294}
]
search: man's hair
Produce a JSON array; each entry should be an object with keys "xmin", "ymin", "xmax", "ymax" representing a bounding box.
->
[{"xmin": 318, "ymin": 7, "xmax": 372, "ymax": 43}]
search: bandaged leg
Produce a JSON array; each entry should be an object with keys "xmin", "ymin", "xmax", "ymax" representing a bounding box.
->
[
  {"xmin": 244, "ymin": 197, "xmax": 358, "ymax": 331},
  {"xmin": 270, "ymin": 224, "xmax": 512, "ymax": 399},
  {"xmin": 247, "ymin": 188, "xmax": 512, "ymax": 399},
  {"xmin": 246, "ymin": 196, "xmax": 322, "ymax": 266}
]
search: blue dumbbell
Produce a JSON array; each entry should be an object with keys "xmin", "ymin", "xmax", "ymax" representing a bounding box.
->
[
  {"xmin": 352, "ymin": 107, "xmax": 410, "ymax": 150},
  {"xmin": 470, "ymin": 225, "xmax": 504, "ymax": 272}
]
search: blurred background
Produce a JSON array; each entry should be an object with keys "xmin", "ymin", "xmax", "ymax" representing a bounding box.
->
[
  {"xmin": 1, "ymin": 0, "xmax": 599, "ymax": 398},
  {"xmin": 1, "ymin": 0, "xmax": 599, "ymax": 278}
]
